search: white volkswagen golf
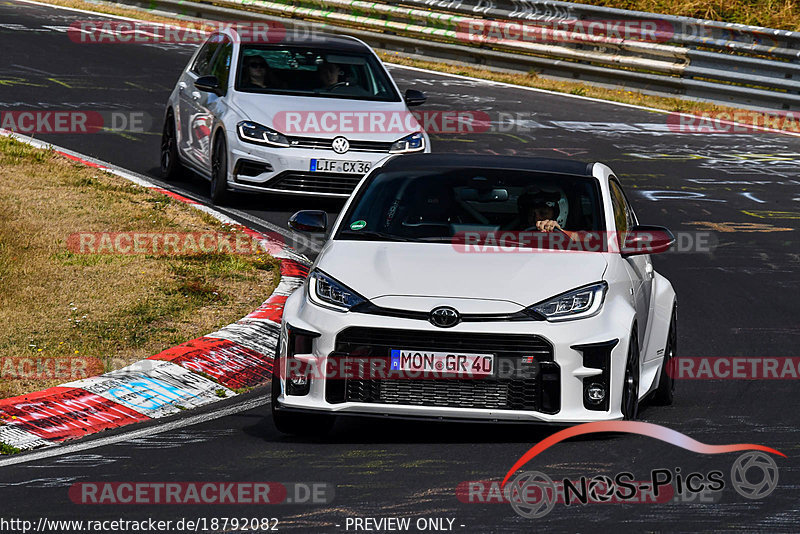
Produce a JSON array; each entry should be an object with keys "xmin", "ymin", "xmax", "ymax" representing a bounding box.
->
[
  {"xmin": 160, "ymin": 29, "xmax": 429, "ymax": 203},
  {"xmin": 273, "ymin": 154, "xmax": 678, "ymax": 435}
]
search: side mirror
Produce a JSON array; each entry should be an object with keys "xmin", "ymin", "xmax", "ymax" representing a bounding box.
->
[
  {"xmin": 622, "ymin": 225, "xmax": 675, "ymax": 256},
  {"xmin": 289, "ymin": 210, "xmax": 328, "ymax": 233},
  {"xmin": 195, "ymin": 75, "xmax": 222, "ymax": 96},
  {"xmin": 404, "ymin": 89, "xmax": 427, "ymax": 107}
]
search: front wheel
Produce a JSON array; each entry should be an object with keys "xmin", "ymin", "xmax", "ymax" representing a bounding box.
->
[
  {"xmin": 621, "ymin": 329, "xmax": 640, "ymax": 420},
  {"xmin": 210, "ymin": 134, "xmax": 230, "ymax": 205},
  {"xmin": 160, "ymin": 111, "xmax": 184, "ymax": 180},
  {"xmin": 652, "ymin": 305, "xmax": 677, "ymax": 406}
]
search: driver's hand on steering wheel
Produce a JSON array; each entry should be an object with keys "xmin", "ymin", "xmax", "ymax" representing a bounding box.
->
[{"xmin": 533, "ymin": 219, "xmax": 562, "ymax": 232}]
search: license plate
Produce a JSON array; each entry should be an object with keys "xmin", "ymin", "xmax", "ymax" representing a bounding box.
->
[
  {"xmin": 310, "ymin": 159, "xmax": 371, "ymax": 174},
  {"xmin": 390, "ymin": 349, "xmax": 494, "ymax": 377}
]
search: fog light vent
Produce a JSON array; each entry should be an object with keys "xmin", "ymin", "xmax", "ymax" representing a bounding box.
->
[{"xmin": 585, "ymin": 383, "xmax": 607, "ymax": 404}]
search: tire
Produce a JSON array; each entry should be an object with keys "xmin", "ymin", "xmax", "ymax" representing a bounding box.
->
[
  {"xmin": 160, "ymin": 111, "xmax": 184, "ymax": 180},
  {"xmin": 270, "ymin": 356, "xmax": 335, "ymax": 437},
  {"xmin": 652, "ymin": 305, "xmax": 677, "ymax": 406},
  {"xmin": 210, "ymin": 134, "xmax": 230, "ymax": 205},
  {"xmin": 621, "ymin": 328, "xmax": 640, "ymax": 421}
]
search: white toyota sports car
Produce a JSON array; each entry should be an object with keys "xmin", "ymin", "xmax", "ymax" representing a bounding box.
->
[{"xmin": 273, "ymin": 154, "xmax": 677, "ymax": 435}]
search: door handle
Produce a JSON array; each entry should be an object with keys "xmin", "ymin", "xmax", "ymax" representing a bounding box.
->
[
  {"xmin": 191, "ymin": 91, "xmax": 201, "ymax": 101},
  {"xmin": 645, "ymin": 262, "xmax": 654, "ymax": 278},
  {"xmin": 178, "ymin": 82, "xmax": 187, "ymax": 92}
]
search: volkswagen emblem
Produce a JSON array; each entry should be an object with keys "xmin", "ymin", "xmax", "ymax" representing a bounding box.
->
[
  {"xmin": 331, "ymin": 136, "xmax": 350, "ymax": 154},
  {"xmin": 430, "ymin": 306, "xmax": 460, "ymax": 328}
]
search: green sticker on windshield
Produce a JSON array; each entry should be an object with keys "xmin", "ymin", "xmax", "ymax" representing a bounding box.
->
[{"xmin": 350, "ymin": 220, "xmax": 367, "ymax": 231}]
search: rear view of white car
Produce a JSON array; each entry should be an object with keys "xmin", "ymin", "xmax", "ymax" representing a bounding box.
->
[{"xmin": 160, "ymin": 29, "xmax": 430, "ymax": 203}]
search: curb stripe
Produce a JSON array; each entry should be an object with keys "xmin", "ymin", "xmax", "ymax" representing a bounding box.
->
[
  {"xmin": 0, "ymin": 130, "xmax": 310, "ymax": 452},
  {"xmin": 149, "ymin": 337, "xmax": 275, "ymax": 390},
  {"xmin": 0, "ymin": 387, "xmax": 149, "ymax": 443}
]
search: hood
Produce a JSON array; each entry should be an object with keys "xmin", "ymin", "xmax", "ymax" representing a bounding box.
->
[
  {"xmin": 228, "ymin": 93, "xmax": 419, "ymax": 142},
  {"xmin": 315, "ymin": 241, "xmax": 608, "ymax": 312}
]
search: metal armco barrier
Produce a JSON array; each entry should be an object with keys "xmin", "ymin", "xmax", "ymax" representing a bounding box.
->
[{"xmin": 120, "ymin": 0, "xmax": 800, "ymax": 110}]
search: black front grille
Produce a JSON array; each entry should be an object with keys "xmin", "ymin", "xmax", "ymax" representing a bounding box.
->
[
  {"xmin": 287, "ymin": 136, "xmax": 392, "ymax": 153},
  {"xmin": 326, "ymin": 327, "xmax": 560, "ymax": 413},
  {"xmin": 263, "ymin": 172, "xmax": 363, "ymax": 195},
  {"xmin": 349, "ymin": 140, "xmax": 393, "ymax": 152}
]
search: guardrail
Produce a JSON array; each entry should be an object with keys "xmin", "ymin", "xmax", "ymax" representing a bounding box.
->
[{"xmin": 119, "ymin": 0, "xmax": 800, "ymax": 110}]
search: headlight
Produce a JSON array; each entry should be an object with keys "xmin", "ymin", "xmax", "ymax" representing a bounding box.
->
[
  {"xmin": 389, "ymin": 132, "xmax": 425, "ymax": 153},
  {"xmin": 237, "ymin": 121, "xmax": 290, "ymax": 147},
  {"xmin": 307, "ymin": 270, "xmax": 366, "ymax": 312},
  {"xmin": 527, "ymin": 282, "xmax": 607, "ymax": 321}
]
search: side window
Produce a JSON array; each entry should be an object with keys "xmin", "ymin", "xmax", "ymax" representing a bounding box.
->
[
  {"xmin": 191, "ymin": 34, "xmax": 223, "ymax": 76},
  {"xmin": 609, "ymin": 179, "xmax": 631, "ymax": 248},
  {"xmin": 623, "ymin": 195, "xmax": 638, "ymax": 228},
  {"xmin": 209, "ymin": 40, "xmax": 233, "ymax": 94}
]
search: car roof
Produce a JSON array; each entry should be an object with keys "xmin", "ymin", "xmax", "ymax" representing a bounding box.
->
[
  {"xmin": 236, "ymin": 31, "xmax": 371, "ymax": 53},
  {"xmin": 380, "ymin": 154, "xmax": 595, "ymax": 177}
]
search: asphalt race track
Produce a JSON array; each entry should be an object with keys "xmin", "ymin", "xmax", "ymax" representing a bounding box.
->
[{"xmin": 1, "ymin": 1, "xmax": 799, "ymax": 532}]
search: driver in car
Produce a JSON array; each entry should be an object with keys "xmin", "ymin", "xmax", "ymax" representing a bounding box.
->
[
  {"xmin": 318, "ymin": 61, "xmax": 343, "ymax": 90},
  {"xmin": 518, "ymin": 188, "xmax": 573, "ymax": 235},
  {"xmin": 241, "ymin": 55, "xmax": 285, "ymax": 89}
]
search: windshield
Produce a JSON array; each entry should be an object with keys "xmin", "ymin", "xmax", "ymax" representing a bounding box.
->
[
  {"xmin": 235, "ymin": 45, "xmax": 400, "ymax": 101},
  {"xmin": 335, "ymin": 168, "xmax": 607, "ymax": 250}
]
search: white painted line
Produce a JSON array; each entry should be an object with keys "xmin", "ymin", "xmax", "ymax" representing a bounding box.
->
[
  {"xmin": 0, "ymin": 396, "xmax": 268, "ymax": 467},
  {"xmin": 0, "ymin": 426, "xmax": 53, "ymax": 451}
]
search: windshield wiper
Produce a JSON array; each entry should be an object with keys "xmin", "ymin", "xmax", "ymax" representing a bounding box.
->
[{"xmin": 338, "ymin": 230, "xmax": 414, "ymax": 242}]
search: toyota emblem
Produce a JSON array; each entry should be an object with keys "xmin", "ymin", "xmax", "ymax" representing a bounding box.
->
[
  {"xmin": 332, "ymin": 136, "xmax": 350, "ymax": 154},
  {"xmin": 430, "ymin": 306, "xmax": 460, "ymax": 328}
]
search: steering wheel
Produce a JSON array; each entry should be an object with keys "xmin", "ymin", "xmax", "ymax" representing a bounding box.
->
[
  {"xmin": 524, "ymin": 225, "xmax": 569, "ymax": 236},
  {"xmin": 327, "ymin": 81, "xmax": 350, "ymax": 91}
]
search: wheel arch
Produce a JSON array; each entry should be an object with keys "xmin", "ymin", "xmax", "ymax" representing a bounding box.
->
[{"xmin": 640, "ymin": 271, "xmax": 677, "ymax": 396}]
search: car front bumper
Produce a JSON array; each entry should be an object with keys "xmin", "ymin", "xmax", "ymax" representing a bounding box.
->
[
  {"xmin": 226, "ymin": 132, "xmax": 425, "ymax": 197},
  {"xmin": 275, "ymin": 287, "xmax": 638, "ymax": 423}
]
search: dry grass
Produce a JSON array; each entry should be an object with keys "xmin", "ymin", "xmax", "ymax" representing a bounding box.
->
[
  {"xmin": 0, "ymin": 137, "xmax": 279, "ymax": 399},
  {"xmin": 571, "ymin": 0, "xmax": 800, "ymax": 32}
]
